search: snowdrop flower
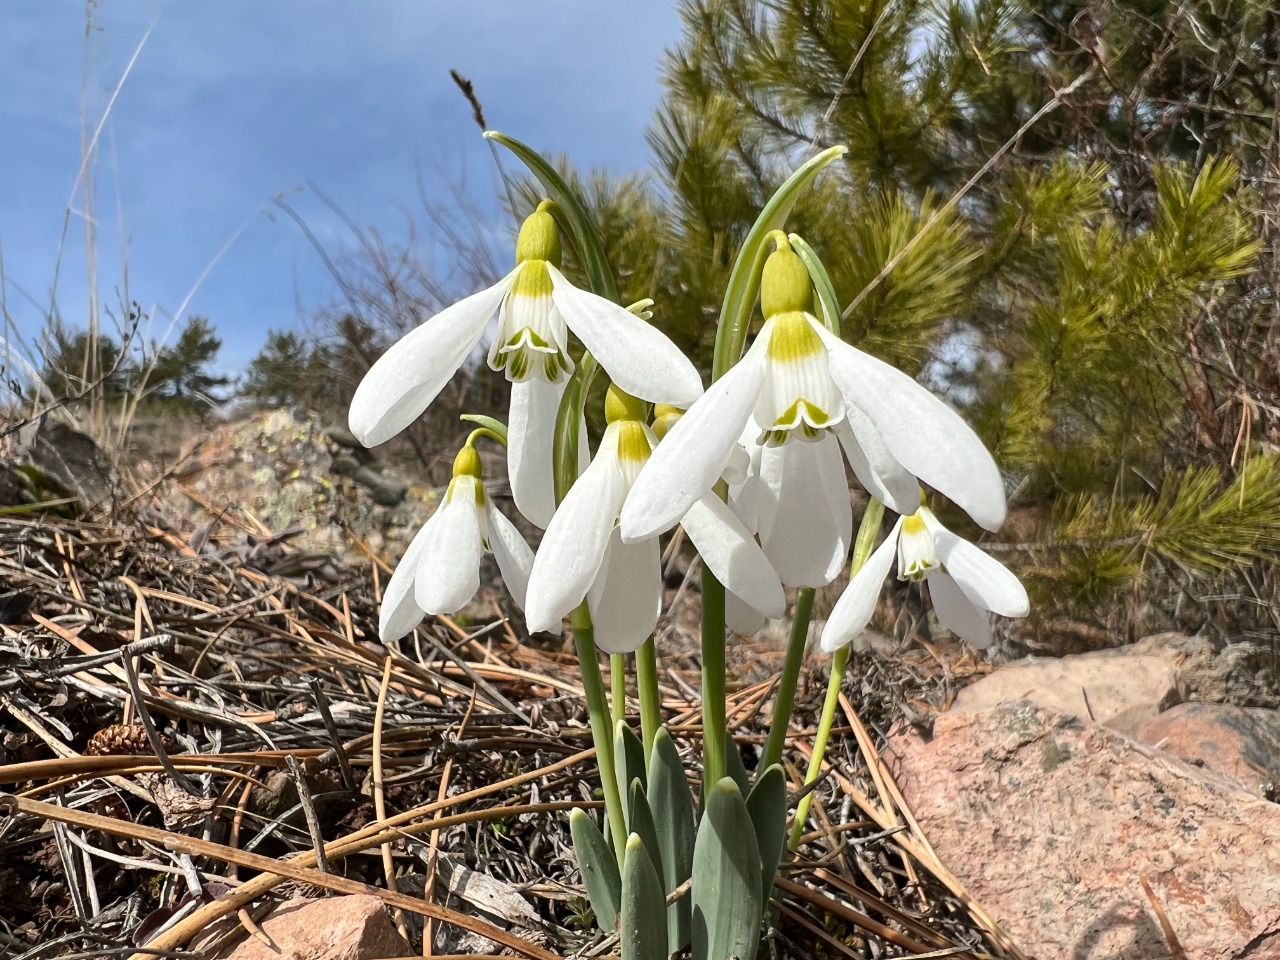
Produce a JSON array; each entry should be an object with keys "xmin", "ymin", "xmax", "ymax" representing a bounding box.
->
[
  {"xmin": 820, "ymin": 504, "xmax": 1028, "ymax": 651},
  {"xmin": 379, "ymin": 441, "xmax": 534, "ymax": 643},
  {"xmin": 620, "ymin": 240, "xmax": 1008, "ymax": 571},
  {"xmin": 349, "ymin": 201, "xmax": 702, "ymax": 528},
  {"xmin": 524, "ymin": 388, "xmax": 785, "ymax": 654}
]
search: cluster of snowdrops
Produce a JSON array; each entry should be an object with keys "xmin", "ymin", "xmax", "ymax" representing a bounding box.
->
[{"xmin": 347, "ymin": 136, "xmax": 1028, "ymax": 960}]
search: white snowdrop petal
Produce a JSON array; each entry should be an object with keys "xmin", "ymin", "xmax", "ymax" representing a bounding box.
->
[
  {"xmin": 927, "ymin": 574, "xmax": 994, "ymax": 648},
  {"xmin": 682, "ymin": 495, "xmax": 785, "ymax": 618},
  {"xmin": 508, "ymin": 378, "xmax": 564, "ymax": 529},
  {"xmin": 547, "ymin": 264, "xmax": 703, "ymax": 405},
  {"xmin": 932, "ymin": 528, "xmax": 1030, "ymax": 618},
  {"xmin": 756, "ymin": 437, "xmax": 851, "ymax": 588},
  {"xmin": 819, "ymin": 522, "xmax": 900, "ymax": 653},
  {"xmin": 486, "ymin": 500, "xmax": 535, "ymax": 611},
  {"xmin": 813, "ymin": 321, "xmax": 1007, "ymax": 531},
  {"xmin": 834, "ymin": 413, "xmax": 919, "ymax": 515},
  {"xmin": 378, "ymin": 518, "xmax": 435, "ymax": 642},
  {"xmin": 587, "ymin": 531, "xmax": 663, "ymax": 654},
  {"xmin": 524, "ymin": 443, "xmax": 626, "ymax": 633},
  {"xmin": 349, "ymin": 272, "xmax": 516, "ymax": 446},
  {"xmin": 725, "ymin": 591, "xmax": 768, "ymax": 636},
  {"xmin": 415, "ymin": 484, "xmax": 484, "ymax": 615},
  {"xmin": 619, "ymin": 340, "xmax": 769, "ymax": 542}
]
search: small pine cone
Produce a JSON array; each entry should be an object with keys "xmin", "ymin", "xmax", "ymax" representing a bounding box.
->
[{"xmin": 86, "ymin": 724, "xmax": 175, "ymax": 756}]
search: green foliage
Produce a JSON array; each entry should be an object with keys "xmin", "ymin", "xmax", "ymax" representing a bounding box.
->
[
  {"xmin": 145, "ymin": 316, "xmax": 229, "ymax": 410},
  {"xmin": 40, "ymin": 327, "xmax": 129, "ymax": 400},
  {"xmin": 240, "ymin": 329, "xmax": 316, "ymax": 407}
]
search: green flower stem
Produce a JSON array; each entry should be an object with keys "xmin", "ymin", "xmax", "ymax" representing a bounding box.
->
[
  {"xmin": 572, "ymin": 604, "xmax": 628, "ymax": 869},
  {"xmin": 635, "ymin": 636, "xmax": 661, "ymax": 760},
  {"xmin": 761, "ymin": 586, "xmax": 814, "ymax": 772},
  {"xmin": 610, "ymin": 653, "xmax": 627, "ymax": 728},
  {"xmin": 700, "ymin": 563, "xmax": 728, "ymax": 793},
  {"xmin": 787, "ymin": 643, "xmax": 849, "ymax": 850},
  {"xmin": 787, "ymin": 498, "xmax": 886, "ymax": 850}
]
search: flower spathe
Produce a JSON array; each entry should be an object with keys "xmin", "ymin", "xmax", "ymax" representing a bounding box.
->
[
  {"xmin": 524, "ymin": 388, "xmax": 785, "ymax": 654},
  {"xmin": 348, "ymin": 201, "xmax": 703, "ymax": 528},
  {"xmin": 819, "ymin": 505, "xmax": 1029, "ymax": 652},
  {"xmin": 379, "ymin": 444, "xmax": 534, "ymax": 643}
]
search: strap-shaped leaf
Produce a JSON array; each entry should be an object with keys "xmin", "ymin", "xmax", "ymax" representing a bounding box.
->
[
  {"xmin": 570, "ymin": 808, "xmax": 621, "ymax": 933},
  {"xmin": 691, "ymin": 778, "xmax": 763, "ymax": 960},
  {"xmin": 724, "ymin": 729, "xmax": 751, "ymax": 798},
  {"xmin": 745, "ymin": 763, "xmax": 788, "ymax": 911},
  {"xmin": 628, "ymin": 779, "xmax": 664, "ymax": 886},
  {"xmin": 647, "ymin": 727, "xmax": 695, "ymax": 953},
  {"xmin": 621, "ymin": 834, "xmax": 669, "ymax": 960},
  {"xmin": 711, "ymin": 146, "xmax": 847, "ymax": 380},
  {"xmin": 615, "ymin": 720, "xmax": 648, "ymax": 826}
]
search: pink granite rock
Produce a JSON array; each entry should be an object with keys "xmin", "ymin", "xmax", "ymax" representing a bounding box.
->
[
  {"xmin": 221, "ymin": 895, "xmax": 410, "ymax": 960},
  {"xmin": 948, "ymin": 651, "xmax": 1180, "ymax": 736},
  {"xmin": 891, "ymin": 703, "xmax": 1280, "ymax": 960},
  {"xmin": 1136, "ymin": 701, "xmax": 1280, "ymax": 798}
]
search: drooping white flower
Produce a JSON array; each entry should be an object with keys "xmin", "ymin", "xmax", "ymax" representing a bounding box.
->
[
  {"xmin": 524, "ymin": 389, "xmax": 785, "ymax": 654},
  {"xmin": 619, "ymin": 241, "xmax": 1007, "ymax": 558},
  {"xmin": 379, "ymin": 444, "xmax": 534, "ymax": 642},
  {"xmin": 819, "ymin": 505, "xmax": 1029, "ymax": 652},
  {"xmin": 349, "ymin": 202, "xmax": 702, "ymax": 528}
]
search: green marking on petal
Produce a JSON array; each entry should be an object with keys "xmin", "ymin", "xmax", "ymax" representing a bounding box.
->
[
  {"xmin": 614, "ymin": 421, "xmax": 652, "ymax": 464},
  {"xmin": 766, "ymin": 311, "xmax": 824, "ymax": 362},
  {"xmin": 510, "ymin": 259, "xmax": 554, "ymax": 299}
]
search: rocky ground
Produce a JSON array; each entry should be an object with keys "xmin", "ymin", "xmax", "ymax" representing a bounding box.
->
[{"xmin": 2, "ymin": 408, "xmax": 1278, "ymax": 959}]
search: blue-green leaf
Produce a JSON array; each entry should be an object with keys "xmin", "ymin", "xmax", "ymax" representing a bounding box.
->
[
  {"xmin": 691, "ymin": 778, "xmax": 763, "ymax": 960},
  {"xmin": 570, "ymin": 808, "xmax": 621, "ymax": 933},
  {"xmin": 621, "ymin": 834, "xmax": 669, "ymax": 960},
  {"xmin": 745, "ymin": 763, "xmax": 788, "ymax": 910},
  {"xmin": 615, "ymin": 720, "xmax": 648, "ymax": 825},
  {"xmin": 647, "ymin": 727, "xmax": 695, "ymax": 952},
  {"xmin": 628, "ymin": 779, "xmax": 664, "ymax": 886},
  {"xmin": 724, "ymin": 729, "xmax": 750, "ymax": 798}
]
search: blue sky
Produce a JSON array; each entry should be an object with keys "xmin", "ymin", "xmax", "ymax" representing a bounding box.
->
[{"xmin": 1, "ymin": 2, "xmax": 682, "ymax": 376}]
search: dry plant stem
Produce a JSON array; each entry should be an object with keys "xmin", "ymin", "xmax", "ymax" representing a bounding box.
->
[
  {"xmin": 131, "ymin": 746, "xmax": 596, "ymax": 956},
  {"xmin": 0, "ymin": 795, "xmax": 563, "ymax": 960},
  {"xmin": 761, "ymin": 586, "xmax": 815, "ymax": 772},
  {"xmin": 635, "ymin": 636, "xmax": 662, "ymax": 759},
  {"xmin": 372, "ymin": 656, "xmax": 407, "ymax": 940},
  {"xmin": 571, "ymin": 604, "xmax": 628, "ymax": 868}
]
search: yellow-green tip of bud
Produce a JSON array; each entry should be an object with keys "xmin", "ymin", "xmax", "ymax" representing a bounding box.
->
[
  {"xmin": 604, "ymin": 384, "xmax": 647, "ymax": 424},
  {"xmin": 452, "ymin": 444, "xmax": 483, "ymax": 479},
  {"xmin": 761, "ymin": 245, "xmax": 814, "ymax": 318},
  {"xmin": 515, "ymin": 206, "xmax": 562, "ymax": 266}
]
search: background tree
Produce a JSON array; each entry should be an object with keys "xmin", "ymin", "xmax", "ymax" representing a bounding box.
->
[
  {"xmin": 496, "ymin": 0, "xmax": 1276, "ymax": 648},
  {"xmin": 144, "ymin": 316, "xmax": 230, "ymax": 411}
]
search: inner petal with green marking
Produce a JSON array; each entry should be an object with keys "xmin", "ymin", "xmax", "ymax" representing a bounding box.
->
[
  {"xmin": 896, "ymin": 512, "xmax": 939, "ymax": 581},
  {"xmin": 756, "ymin": 311, "xmax": 845, "ymax": 446},
  {"xmin": 489, "ymin": 260, "xmax": 571, "ymax": 383}
]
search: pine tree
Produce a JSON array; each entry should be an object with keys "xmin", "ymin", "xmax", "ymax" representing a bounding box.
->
[
  {"xmin": 146, "ymin": 316, "xmax": 230, "ymax": 410},
  {"xmin": 241, "ymin": 330, "xmax": 317, "ymax": 408},
  {"xmin": 567, "ymin": 0, "xmax": 1277, "ymax": 641}
]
